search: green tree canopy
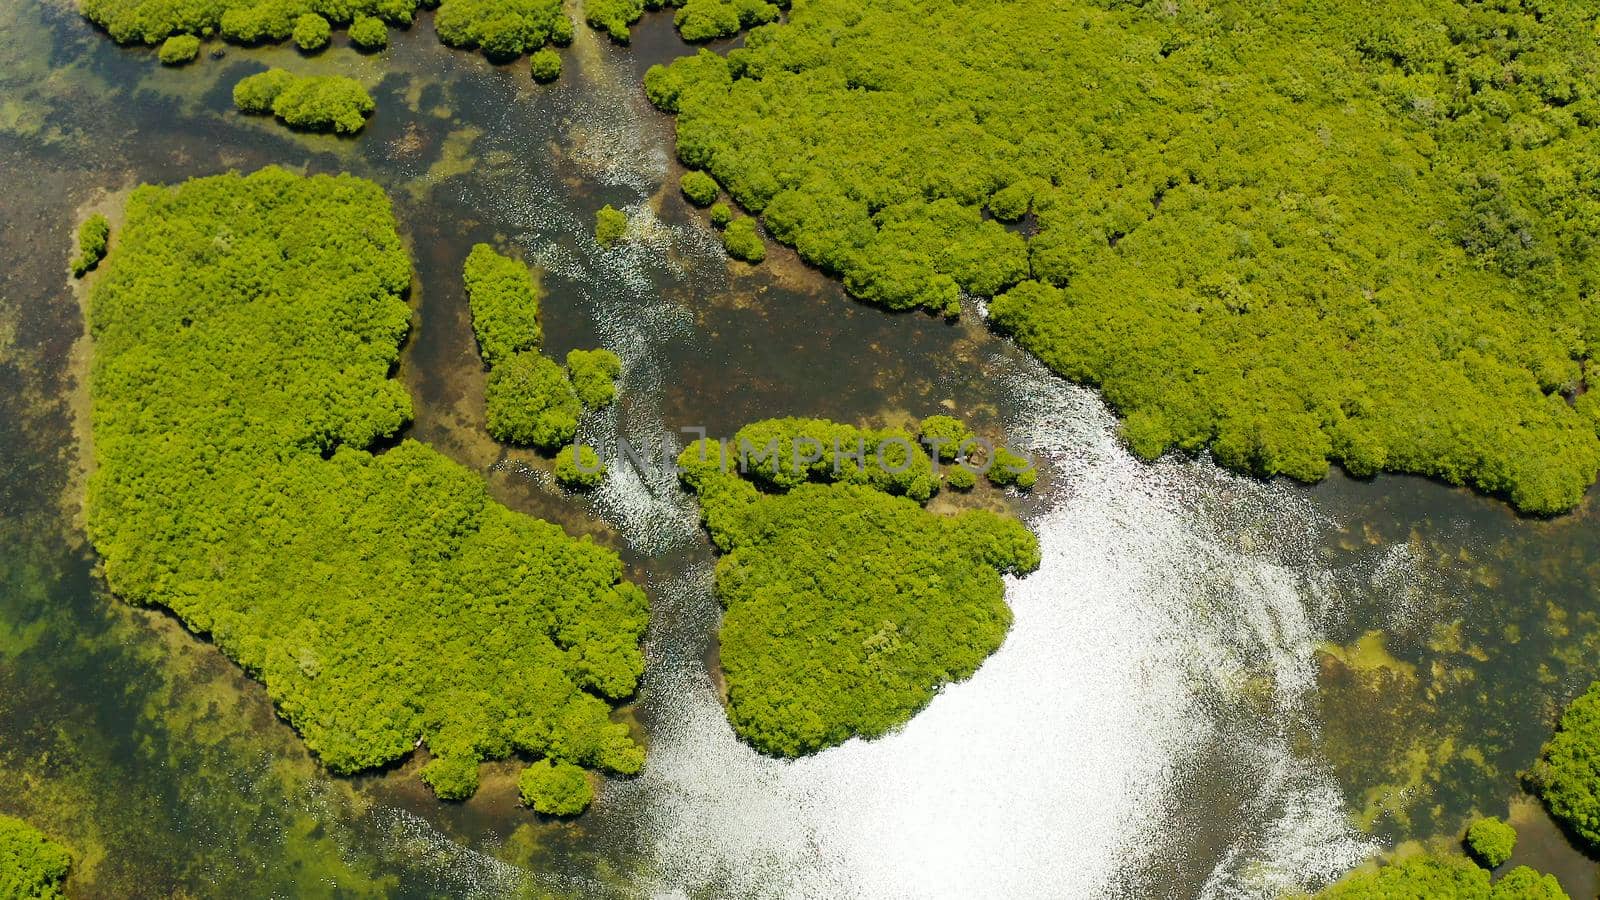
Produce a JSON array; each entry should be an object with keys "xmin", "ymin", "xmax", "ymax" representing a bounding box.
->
[
  {"xmin": 86, "ymin": 168, "xmax": 647, "ymax": 801},
  {"xmin": 463, "ymin": 243, "xmax": 542, "ymax": 368},
  {"xmin": 643, "ymin": 0, "xmax": 1600, "ymax": 514},
  {"xmin": 1527, "ymin": 682, "xmax": 1600, "ymax": 851},
  {"xmin": 71, "ymin": 214, "xmax": 109, "ymax": 278},
  {"xmin": 0, "ymin": 816, "xmax": 71, "ymax": 900},
  {"xmin": 233, "ymin": 69, "xmax": 374, "ymax": 134},
  {"xmin": 485, "ymin": 351, "xmax": 582, "ymax": 449},
  {"xmin": 678, "ymin": 418, "xmax": 1039, "ymax": 756},
  {"xmin": 595, "ymin": 204, "xmax": 627, "ymax": 247},
  {"xmin": 1464, "ymin": 817, "xmax": 1517, "ymax": 869},
  {"xmin": 518, "ymin": 758, "xmax": 594, "ymax": 815}
]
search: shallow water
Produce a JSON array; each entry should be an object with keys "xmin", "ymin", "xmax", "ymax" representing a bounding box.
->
[{"xmin": 4, "ymin": 2, "xmax": 1600, "ymax": 896}]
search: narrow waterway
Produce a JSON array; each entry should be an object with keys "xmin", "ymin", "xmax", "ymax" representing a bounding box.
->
[{"xmin": 3, "ymin": 2, "xmax": 1599, "ymax": 897}]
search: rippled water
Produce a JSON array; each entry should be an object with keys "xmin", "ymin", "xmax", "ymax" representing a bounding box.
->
[{"xmin": 5, "ymin": 2, "xmax": 1600, "ymax": 897}]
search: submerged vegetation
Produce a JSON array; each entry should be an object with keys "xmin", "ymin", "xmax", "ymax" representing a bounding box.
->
[
  {"xmin": 679, "ymin": 418, "xmax": 1039, "ymax": 756},
  {"xmin": 643, "ymin": 0, "xmax": 1600, "ymax": 514},
  {"xmin": 233, "ymin": 69, "xmax": 373, "ymax": 134},
  {"xmin": 0, "ymin": 815, "xmax": 71, "ymax": 899},
  {"xmin": 86, "ymin": 168, "xmax": 647, "ymax": 801}
]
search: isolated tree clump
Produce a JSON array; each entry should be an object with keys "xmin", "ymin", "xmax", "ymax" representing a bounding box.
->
[
  {"xmin": 233, "ymin": 69, "xmax": 374, "ymax": 134},
  {"xmin": 594, "ymin": 204, "xmax": 627, "ymax": 246},
  {"xmin": 642, "ymin": 0, "xmax": 1600, "ymax": 514},
  {"xmin": 0, "ymin": 815, "xmax": 71, "ymax": 900},
  {"xmin": 720, "ymin": 217, "xmax": 764, "ymax": 263},
  {"xmin": 518, "ymin": 758, "xmax": 594, "ymax": 815},
  {"xmin": 680, "ymin": 170, "xmax": 719, "ymax": 207},
  {"xmin": 1464, "ymin": 817, "xmax": 1517, "ymax": 869},
  {"xmin": 157, "ymin": 33, "xmax": 200, "ymax": 64},
  {"xmin": 462, "ymin": 243, "xmax": 541, "ymax": 368},
  {"xmin": 529, "ymin": 48, "xmax": 561, "ymax": 83},
  {"xmin": 554, "ymin": 444, "xmax": 605, "ymax": 490},
  {"xmin": 85, "ymin": 168, "xmax": 647, "ymax": 802},
  {"xmin": 71, "ymin": 214, "xmax": 110, "ymax": 278},
  {"xmin": 348, "ymin": 15, "xmax": 387, "ymax": 50},
  {"xmin": 678, "ymin": 417, "xmax": 1039, "ymax": 756}
]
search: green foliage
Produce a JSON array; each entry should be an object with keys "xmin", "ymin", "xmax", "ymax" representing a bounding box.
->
[
  {"xmin": 643, "ymin": 0, "xmax": 1600, "ymax": 514},
  {"xmin": 673, "ymin": 0, "xmax": 778, "ymax": 42},
  {"xmin": 708, "ymin": 201, "xmax": 732, "ymax": 229},
  {"xmin": 463, "ymin": 243, "xmax": 541, "ymax": 368},
  {"xmin": 720, "ymin": 217, "xmax": 764, "ymax": 263},
  {"xmin": 485, "ymin": 351, "xmax": 581, "ymax": 449},
  {"xmin": 434, "ymin": 0, "xmax": 570, "ymax": 60},
  {"xmin": 85, "ymin": 168, "xmax": 647, "ymax": 800},
  {"xmin": 987, "ymin": 447, "xmax": 1037, "ymax": 490},
  {"xmin": 944, "ymin": 465, "xmax": 975, "ymax": 491},
  {"xmin": 292, "ymin": 12, "xmax": 330, "ymax": 50},
  {"xmin": 918, "ymin": 414, "xmax": 973, "ymax": 462},
  {"xmin": 678, "ymin": 418, "xmax": 1039, "ymax": 756},
  {"xmin": 554, "ymin": 445, "xmax": 605, "ymax": 490},
  {"xmin": 680, "ymin": 170, "xmax": 719, "ymax": 207},
  {"xmin": 529, "ymin": 47, "xmax": 561, "ymax": 83},
  {"xmin": 233, "ymin": 69, "xmax": 374, "ymax": 134},
  {"xmin": 157, "ymin": 33, "xmax": 200, "ymax": 64},
  {"xmin": 518, "ymin": 759, "xmax": 594, "ymax": 816},
  {"xmin": 594, "ymin": 204, "xmax": 627, "ymax": 247},
  {"xmin": 77, "ymin": 0, "xmax": 564, "ymax": 62},
  {"xmin": 231, "ymin": 68, "xmax": 294, "ymax": 113},
  {"xmin": 566, "ymin": 348, "xmax": 621, "ymax": 409},
  {"xmin": 348, "ymin": 14, "xmax": 387, "ymax": 49},
  {"xmin": 1527, "ymin": 681, "xmax": 1600, "ymax": 851},
  {"xmin": 0, "ymin": 815, "xmax": 71, "ymax": 900},
  {"xmin": 583, "ymin": 0, "xmax": 643, "ymax": 43},
  {"xmin": 1464, "ymin": 817, "xmax": 1517, "ymax": 869},
  {"xmin": 70, "ymin": 214, "xmax": 110, "ymax": 278},
  {"xmin": 1317, "ymin": 853, "xmax": 1566, "ymax": 899},
  {"xmin": 419, "ymin": 755, "xmax": 479, "ymax": 800}
]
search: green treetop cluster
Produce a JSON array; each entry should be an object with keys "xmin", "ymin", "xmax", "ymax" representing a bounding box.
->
[
  {"xmin": 594, "ymin": 204, "xmax": 627, "ymax": 247},
  {"xmin": 678, "ymin": 417, "xmax": 1040, "ymax": 756},
  {"xmin": 463, "ymin": 242, "xmax": 542, "ymax": 368},
  {"xmin": 86, "ymin": 168, "xmax": 648, "ymax": 802},
  {"xmin": 233, "ymin": 69, "xmax": 374, "ymax": 134},
  {"xmin": 1464, "ymin": 817, "xmax": 1517, "ymax": 869},
  {"xmin": 585, "ymin": 0, "xmax": 781, "ymax": 44},
  {"xmin": 70, "ymin": 214, "xmax": 109, "ymax": 278},
  {"xmin": 1315, "ymin": 853, "xmax": 1565, "ymax": 899},
  {"xmin": 79, "ymin": 0, "xmax": 573, "ymax": 62},
  {"xmin": 158, "ymin": 33, "xmax": 200, "ymax": 64},
  {"xmin": 292, "ymin": 12, "xmax": 331, "ymax": 51},
  {"xmin": 720, "ymin": 217, "xmax": 765, "ymax": 264},
  {"xmin": 0, "ymin": 815, "xmax": 71, "ymax": 900},
  {"xmin": 347, "ymin": 14, "xmax": 387, "ymax": 49},
  {"xmin": 1526, "ymin": 681, "xmax": 1600, "ymax": 850},
  {"xmin": 643, "ymin": 0, "xmax": 1600, "ymax": 514},
  {"xmin": 463, "ymin": 245, "xmax": 622, "ymax": 460},
  {"xmin": 518, "ymin": 758, "xmax": 594, "ymax": 815}
]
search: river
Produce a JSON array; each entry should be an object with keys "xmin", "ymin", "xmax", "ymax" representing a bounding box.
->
[{"xmin": 2, "ymin": 1, "xmax": 1598, "ymax": 896}]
